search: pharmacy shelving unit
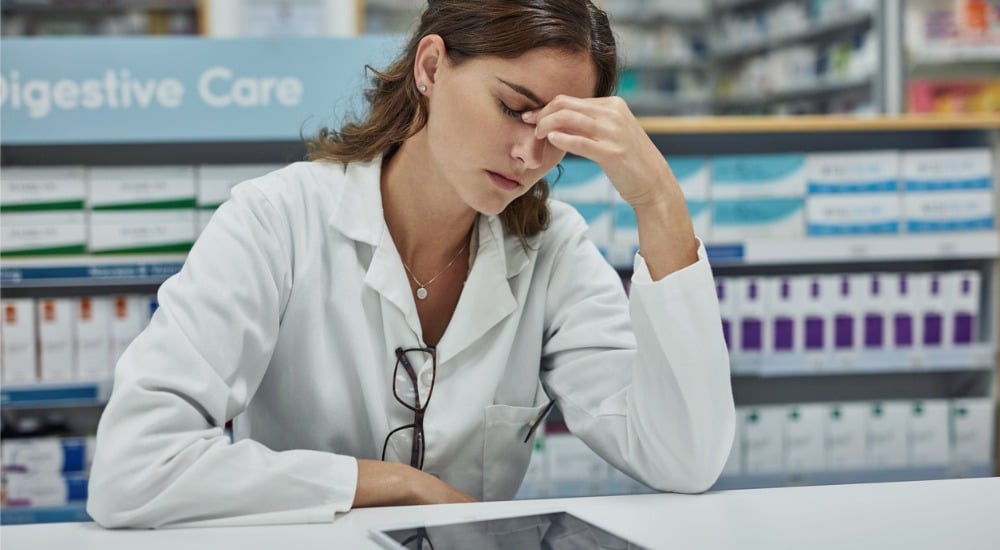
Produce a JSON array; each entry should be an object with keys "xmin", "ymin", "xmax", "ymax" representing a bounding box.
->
[
  {"xmin": 0, "ymin": 0, "xmax": 200, "ymax": 36},
  {"xmin": 602, "ymin": 1, "xmax": 713, "ymax": 116},
  {"xmin": 358, "ymin": 0, "xmax": 423, "ymax": 34},
  {"xmin": 644, "ymin": 114, "xmax": 1000, "ymax": 489},
  {"xmin": 707, "ymin": 1, "xmax": 884, "ymax": 115},
  {"xmin": 352, "ymin": 1, "xmax": 899, "ymax": 117}
]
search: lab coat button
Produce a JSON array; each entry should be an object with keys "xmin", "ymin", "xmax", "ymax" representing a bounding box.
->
[{"xmin": 420, "ymin": 370, "xmax": 433, "ymax": 386}]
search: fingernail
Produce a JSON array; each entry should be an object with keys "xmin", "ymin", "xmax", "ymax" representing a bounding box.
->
[{"xmin": 521, "ymin": 111, "xmax": 535, "ymax": 122}]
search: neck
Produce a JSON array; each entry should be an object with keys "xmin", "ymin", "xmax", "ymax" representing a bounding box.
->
[{"xmin": 381, "ymin": 130, "xmax": 477, "ymax": 268}]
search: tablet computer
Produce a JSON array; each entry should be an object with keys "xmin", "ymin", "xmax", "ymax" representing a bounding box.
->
[{"xmin": 368, "ymin": 510, "xmax": 648, "ymax": 549}]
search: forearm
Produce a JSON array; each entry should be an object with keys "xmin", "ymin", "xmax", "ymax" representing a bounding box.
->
[
  {"xmin": 352, "ymin": 459, "xmax": 414, "ymax": 507},
  {"xmin": 633, "ymin": 184, "xmax": 698, "ymax": 281}
]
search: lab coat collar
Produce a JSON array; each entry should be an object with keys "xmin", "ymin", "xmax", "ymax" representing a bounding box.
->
[{"xmin": 325, "ymin": 156, "xmax": 532, "ymax": 356}]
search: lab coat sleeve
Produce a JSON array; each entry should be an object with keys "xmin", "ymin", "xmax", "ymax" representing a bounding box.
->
[
  {"xmin": 87, "ymin": 182, "xmax": 358, "ymax": 528},
  {"xmin": 540, "ymin": 211, "xmax": 735, "ymax": 493}
]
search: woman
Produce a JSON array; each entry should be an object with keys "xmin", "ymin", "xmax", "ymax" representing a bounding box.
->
[{"xmin": 87, "ymin": 0, "xmax": 734, "ymax": 528}]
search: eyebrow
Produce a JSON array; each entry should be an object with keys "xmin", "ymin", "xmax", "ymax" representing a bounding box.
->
[{"xmin": 496, "ymin": 78, "xmax": 544, "ymax": 108}]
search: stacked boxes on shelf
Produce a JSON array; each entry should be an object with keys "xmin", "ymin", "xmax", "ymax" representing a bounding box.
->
[
  {"xmin": 518, "ymin": 397, "xmax": 993, "ymax": 499},
  {"xmin": 1, "ymin": 153, "xmax": 993, "ymax": 264},
  {"xmin": 902, "ymin": 149, "xmax": 995, "ymax": 233},
  {"xmin": 716, "ymin": 270, "xmax": 984, "ymax": 374},
  {"xmin": 1, "ymin": 436, "xmax": 96, "ymax": 509},
  {"xmin": 87, "ymin": 166, "xmax": 197, "ymax": 254},
  {"xmin": 710, "ymin": 154, "xmax": 808, "ymax": 240},
  {"xmin": 806, "ymin": 151, "xmax": 901, "ymax": 235},
  {"xmin": 547, "ymin": 148, "xmax": 994, "ymax": 266},
  {"xmin": 1, "ymin": 295, "xmax": 156, "ymax": 384},
  {"xmin": 729, "ymin": 398, "xmax": 993, "ymax": 478},
  {"xmin": 0, "ymin": 167, "xmax": 88, "ymax": 256},
  {"xmin": 0, "ymin": 164, "xmax": 281, "ymax": 258}
]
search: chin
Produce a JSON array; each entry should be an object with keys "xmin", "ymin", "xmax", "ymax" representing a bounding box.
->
[{"xmin": 466, "ymin": 192, "xmax": 514, "ymax": 218}]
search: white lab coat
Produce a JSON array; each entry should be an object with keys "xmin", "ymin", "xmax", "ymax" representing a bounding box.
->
[{"xmin": 87, "ymin": 157, "xmax": 735, "ymax": 528}]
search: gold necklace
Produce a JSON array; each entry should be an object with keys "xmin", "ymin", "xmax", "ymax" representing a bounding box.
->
[{"xmin": 402, "ymin": 243, "xmax": 467, "ymax": 300}]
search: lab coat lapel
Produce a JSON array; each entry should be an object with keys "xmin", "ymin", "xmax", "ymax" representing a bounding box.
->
[
  {"xmin": 327, "ymin": 157, "xmax": 423, "ymax": 339},
  {"xmin": 365, "ymin": 233, "xmax": 423, "ymax": 338},
  {"xmin": 435, "ymin": 215, "xmax": 528, "ymax": 365}
]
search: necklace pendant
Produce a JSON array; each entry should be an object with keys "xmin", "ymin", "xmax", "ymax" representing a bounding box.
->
[{"xmin": 416, "ymin": 287, "xmax": 428, "ymax": 300}]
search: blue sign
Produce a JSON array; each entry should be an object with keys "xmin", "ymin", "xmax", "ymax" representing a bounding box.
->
[{"xmin": 1, "ymin": 36, "xmax": 402, "ymax": 144}]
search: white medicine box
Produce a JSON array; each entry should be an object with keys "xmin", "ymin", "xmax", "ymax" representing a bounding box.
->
[
  {"xmin": 1, "ymin": 298, "xmax": 38, "ymax": 384},
  {"xmin": 826, "ymin": 403, "xmax": 867, "ymax": 470},
  {"xmin": 907, "ymin": 400, "xmax": 950, "ymax": 467},
  {"xmin": 88, "ymin": 165, "xmax": 196, "ymax": 210},
  {"xmin": 950, "ymin": 398, "xmax": 993, "ymax": 466},
  {"xmin": 783, "ymin": 404, "xmax": 827, "ymax": 473},
  {"xmin": 36, "ymin": 298, "xmax": 76, "ymax": 382},
  {"xmin": 0, "ymin": 166, "xmax": 86, "ymax": 211},
  {"xmin": 742, "ymin": 406, "xmax": 784, "ymax": 474},
  {"xmin": 866, "ymin": 401, "xmax": 908, "ymax": 469}
]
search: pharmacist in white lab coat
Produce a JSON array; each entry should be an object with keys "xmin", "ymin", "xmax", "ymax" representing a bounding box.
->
[{"xmin": 88, "ymin": 0, "xmax": 734, "ymax": 528}]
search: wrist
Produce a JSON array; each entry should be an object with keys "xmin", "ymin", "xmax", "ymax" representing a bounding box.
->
[{"xmin": 627, "ymin": 185, "xmax": 678, "ymax": 216}]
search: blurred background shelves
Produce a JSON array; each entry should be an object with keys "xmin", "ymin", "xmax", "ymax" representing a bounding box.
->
[
  {"xmin": 701, "ymin": 232, "xmax": 999, "ymax": 266},
  {"xmin": 0, "ymin": 503, "xmax": 90, "ymax": 526},
  {"xmin": 711, "ymin": 9, "xmax": 874, "ymax": 61},
  {"xmin": 711, "ymin": 463, "xmax": 993, "ymax": 490},
  {"xmin": 1, "ymin": 380, "xmax": 113, "ymax": 409},
  {"xmin": 1, "ymin": 255, "xmax": 186, "ymax": 292},
  {"xmin": 733, "ymin": 343, "xmax": 995, "ymax": 376}
]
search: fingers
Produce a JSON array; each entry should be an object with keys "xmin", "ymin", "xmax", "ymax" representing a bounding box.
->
[
  {"xmin": 521, "ymin": 96, "xmax": 631, "ymax": 158},
  {"xmin": 530, "ymin": 108, "xmax": 604, "ymax": 141},
  {"xmin": 524, "ymin": 94, "xmax": 618, "ymax": 122}
]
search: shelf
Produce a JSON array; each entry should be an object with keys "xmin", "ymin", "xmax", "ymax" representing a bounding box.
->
[
  {"xmin": 712, "ymin": 463, "xmax": 993, "ymax": 491},
  {"xmin": 614, "ymin": 232, "xmax": 1000, "ymax": 269},
  {"xmin": 0, "ymin": 0, "xmax": 197, "ymax": 11},
  {"xmin": 715, "ymin": 75, "xmax": 873, "ymax": 108},
  {"xmin": 710, "ymin": 0, "xmax": 781, "ymax": 11},
  {"xmin": 639, "ymin": 114, "xmax": 1000, "ymax": 134},
  {"xmin": 706, "ymin": 232, "xmax": 998, "ymax": 265},
  {"xmin": 605, "ymin": 2, "xmax": 711, "ymax": 27},
  {"xmin": 1, "ymin": 254, "xmax": 185, "ymax": 289},
  {"xmin": 613, "ymin": 231, "xmax": 999, "ymax": 269},
  {"xmin": 732, "ymin": 344, "xmax": 996, "ymax": 377},
  {"xmin": 626, "ymin": 93, "xmax": 713, "ymax": 114},
  {"xmin": 626, "ymin": 58, "xmax": 709, "ymax": 71},
  {"xmin": 1, "ymin": 380, "xmax": 113, "ymax": 409},
  {"xmin": 712, "ymin": 11, "xmax": 874, "ymax": 62},
  {"xmin": 910, "ymin": 45, "xmax": 1000, "ymax": 65},
  {"xmin": 0, "ymin": 503, "xmax": 90, "ymax": 525}
]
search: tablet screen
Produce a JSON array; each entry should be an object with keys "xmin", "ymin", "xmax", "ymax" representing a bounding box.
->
[{"xmin": 369, "ymin": 511, "xmax": 647, "ymax": 549}]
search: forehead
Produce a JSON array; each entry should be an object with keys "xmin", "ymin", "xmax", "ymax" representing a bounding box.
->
[{"xmin": 466, "ymin": 48, "xmax": 598, "ymax": 102}]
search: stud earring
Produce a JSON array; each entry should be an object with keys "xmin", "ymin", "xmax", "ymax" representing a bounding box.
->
[{"xmin": 420, "ymin": 84, "xmax": 428, "ymax": 93}]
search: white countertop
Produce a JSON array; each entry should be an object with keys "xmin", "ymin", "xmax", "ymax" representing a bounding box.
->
[{"xmin": 3, "ymin": 477, "xmax": 998, "ymax": 549}]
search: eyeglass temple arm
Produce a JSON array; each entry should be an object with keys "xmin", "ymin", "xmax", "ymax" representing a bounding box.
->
[{"xmin": 524, "ymin": 399, "xmax": 556, "ymax": 443}]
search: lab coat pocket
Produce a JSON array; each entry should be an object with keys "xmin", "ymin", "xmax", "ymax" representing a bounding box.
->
[{"xmin": 482, "ymin": 400, "xmax": 549, "ymax": 501}]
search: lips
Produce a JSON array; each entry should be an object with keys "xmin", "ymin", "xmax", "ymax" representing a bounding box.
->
[{"xmin": 487, "ymin": 170, "xmax": 522, "ymax": 191}]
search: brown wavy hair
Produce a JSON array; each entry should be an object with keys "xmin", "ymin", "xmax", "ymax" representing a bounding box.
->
[{"xmin": 307, "ymin": 0, "xmax": 619, "ymax": 240}]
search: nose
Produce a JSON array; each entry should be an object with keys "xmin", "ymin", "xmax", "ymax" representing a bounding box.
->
[{"xmin": 511, "ymin": 125, "xmax": 545, "ymax": 170}]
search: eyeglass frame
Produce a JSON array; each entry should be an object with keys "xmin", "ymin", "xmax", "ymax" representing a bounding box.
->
[
  {"xmin": 382, "ymin": 346, "xmax": 436, "ymax": 470},
  {"xmin": 381, "ymin": 345, "xmax": 556, "ymax": 469}
]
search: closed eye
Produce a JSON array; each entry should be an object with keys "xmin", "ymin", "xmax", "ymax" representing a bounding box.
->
[{"xmin": 499, "ymin": 100, "xmax": 528, "ymax": 120}]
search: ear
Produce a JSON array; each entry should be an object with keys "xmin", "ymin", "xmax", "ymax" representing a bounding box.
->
[{"xmin": 414, "ymin": 34, "xmax": 447, "ymax": 91}]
